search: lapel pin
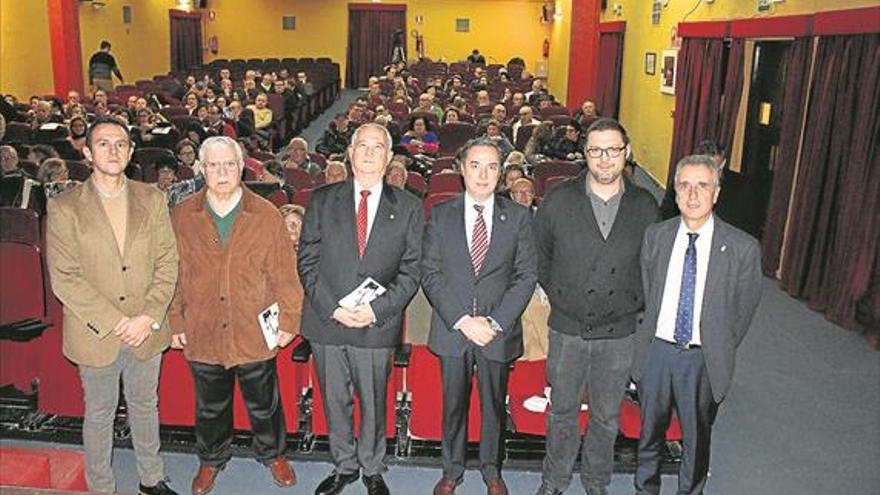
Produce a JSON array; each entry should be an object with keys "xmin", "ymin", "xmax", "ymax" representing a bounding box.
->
[
  {"xmin": 721, "ymin": 245, "xmax": 727, "ymax": 252},
  {"xmin": 389, "ymin": 213, "xmax": 395, "ymax": 220},
  {"xmin": 500, "ymin": 213, "xmax": 507, "ymax": 222}
]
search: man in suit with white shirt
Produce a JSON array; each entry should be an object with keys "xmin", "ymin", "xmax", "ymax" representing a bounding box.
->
[
  {"xmin": 298, "ymin": 123, "xmax": 423, "ymax": 495},
  {"xmin": 422, "ymin": 137, "xmax": 537, "ymax": 495},
  {"xmin": 633, "ymin": 154, "xmax": 762, "ymax": 495}
]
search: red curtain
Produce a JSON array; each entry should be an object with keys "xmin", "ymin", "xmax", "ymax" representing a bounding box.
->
[
  {"xmin": 346, "ymin": 5, "xmax": 406, "ymax": 89},
  {"xmin": 666, "ymin": 38, "xmax": 726, "ymax": 187},
  {"xmin": 780, "ymin": 34, "xmax": 880, "ymax": 334},
  {"xmin": 761, "ymin": 37, "xmax": 815, "ymax": 275},
  {"xmin": 595, "ymin": 31, "xmax": 624, "ymax": 119},
  {"xmin": 170, "ymin": 10, "xmax": 202, "ymax": 73},
  {"xmin": 717, "ymin": 38, "xmax": 745, "ymax": 153}
]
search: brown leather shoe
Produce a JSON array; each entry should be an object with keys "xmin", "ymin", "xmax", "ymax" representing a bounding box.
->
[
  {"xmin": 191, "ymin": 465, "xmax": 219, "ymax": 495},
  {"xmin": 486, "ymin": 478, "xmax": 509, "ymax": 495},
  {"xmin": 267, "ymin": 457, "xmax": 296, "ymax": 487},
  {"xmin": 433, "ymin": 477, "xmax": 460, "ymax": 495}
]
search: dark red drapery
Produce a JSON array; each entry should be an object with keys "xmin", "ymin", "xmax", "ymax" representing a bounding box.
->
[
  {"xmin": 595, "ymin": 31, "xmax": 624, "ymax": 119},
  {"xmin": 761, "ymin": 37, "xmax": 815, "ymax": 275},
  {"xmin": 780, "ymin": 34, "xmax": 880, "ymax": 334},
  {"xmin": 717, "ymin": 38, "xmax": 745, "ymax": 153},
  {"xmin": 170, "ymin": 10, "xmax": 202, "ymax": 73},
  {"xmin": 346, "ymin": 5, "xmax": 406, "ymax": 89},
  {"xmin": 665, "ymin": 38, "xmax": 725, "ymax": 186}
]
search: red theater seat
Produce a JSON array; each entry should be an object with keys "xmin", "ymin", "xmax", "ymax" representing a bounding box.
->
[
  {"xmin": 426, "ymin": 173, "xmax": 463, "ymax": 195},
  {"xmin": 407, "ymin": 345, "xmax": 482, "ymax": 442}
]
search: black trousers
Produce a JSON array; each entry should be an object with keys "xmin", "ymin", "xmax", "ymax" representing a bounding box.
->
[
  {"xmin": 189, "ymin": 358, "xmax": 286, "ymax": 467},
  {"xmin": 635, "ymin": 339, "xmax": 719, "ymax": 495},
  {"xmin": 439, "ymin": 346, "xmax": 510, "ymax": 482}
]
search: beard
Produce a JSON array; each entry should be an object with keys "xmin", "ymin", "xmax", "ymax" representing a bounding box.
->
[{"xmin": 589, "ymin": 167, "xmax": 621, "ymax": 185}]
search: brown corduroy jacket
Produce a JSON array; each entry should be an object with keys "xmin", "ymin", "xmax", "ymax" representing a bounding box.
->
[{"xmin": 168, "ymin": 187, "xmax": 303, "ymax": 368}]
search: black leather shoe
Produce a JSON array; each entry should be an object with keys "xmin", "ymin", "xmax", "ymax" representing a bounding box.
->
[
  {"xmin": 362, "ymin": 474, "xmax": 390, "ymax": 495},
  {"xmin": 139, "ymin": 479, "xmax": 179, "ymax": 495},
  {"xmin": 315, "ymin": 471, "xmax": 359, "ymax": 495}
]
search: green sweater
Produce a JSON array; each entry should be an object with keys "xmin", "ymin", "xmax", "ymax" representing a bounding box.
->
[{"xmin": 208, "ymin": 201, "xmax": 241, "ymax": 246}]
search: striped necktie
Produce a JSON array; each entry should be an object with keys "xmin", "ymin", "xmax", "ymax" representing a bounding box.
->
[{"xmin": 470, "ymin": 204, "xmax": 488, "ymax": 275}]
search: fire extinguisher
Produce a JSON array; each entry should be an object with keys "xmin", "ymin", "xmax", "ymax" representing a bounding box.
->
[
  {"xmin": 412, "ymin": 30, "xmax": 425, "ymax": 60},
  {"xmin": 543, "ymin": 38, "xmax": 550, "ymax": 58}
]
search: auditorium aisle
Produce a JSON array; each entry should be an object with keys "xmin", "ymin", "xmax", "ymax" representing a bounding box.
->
[{"xmin": 4, "ymin": 278, "xmax": 877, "ymax": 494}]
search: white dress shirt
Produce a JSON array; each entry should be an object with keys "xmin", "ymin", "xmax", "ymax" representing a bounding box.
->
[
  {"xmin": 655, "ymin": 215, "xmax": 715, "ymax": 346},
  {"xmin": 464, "ymin": 193, "xmax": 494, "ymax": 250},
  {"xmin": 353, "ymin": 179, "xmax": 383, "ymax": 240}
]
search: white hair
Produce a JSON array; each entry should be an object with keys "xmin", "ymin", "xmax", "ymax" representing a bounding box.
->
[{"xmin": 198, "ymin": 136, "xmax": 244, "ymax": 168}]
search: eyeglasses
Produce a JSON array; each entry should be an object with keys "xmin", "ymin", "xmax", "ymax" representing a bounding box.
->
[
  {"xmin": 203, "ymin": 160, "xmax": 239, "ymax": 172},
  {"xmin": 585, "ymin": 146, "xmax": 626, "ymax": 159}
]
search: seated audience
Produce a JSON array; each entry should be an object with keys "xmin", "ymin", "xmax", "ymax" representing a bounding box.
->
[
  {"xmin": 483, "ymin": 119, "xmax": 514, "ymax": 159},
  {"xmin": 279, "ymin": 204, "xmax": 306, "ymax": 251},
  {"xmin": 523, "ymin": 121, "xmax": 555, "ymax": 164},
  {"xmin": 400, "ymin": 115, "xmax": 439, "ymax": 155},
  {"xmin": 315, "ymin": 113, "xmax": 355, "ymax": 157},
  {"xmin": 323, "ymin": 160, "xmax": 347, "ymax": 184},
  {"xmin": 68, "ymin": 116, "xmax": 88, "ymax": 153},
  {"xmin": 549, "ymin": 120, "xmax": 585, "ymax": 161},
  {"xmin": 282, "ymin": 137, "xmax": 322, "ymax": 178}
]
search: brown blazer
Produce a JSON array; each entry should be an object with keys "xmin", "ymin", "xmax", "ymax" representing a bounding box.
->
[
  {"xmin": 168, "ymin": 187, "xmax": 303, "ymax": 368},
  {"xmin": 46, "ymin": 179, "xmax": 179, "ymax": 367}
]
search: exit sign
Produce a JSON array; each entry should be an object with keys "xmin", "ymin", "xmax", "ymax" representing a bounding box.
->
[{"xmin": 758, "ymin": 0, "xmax": 772, "ymax": 12}]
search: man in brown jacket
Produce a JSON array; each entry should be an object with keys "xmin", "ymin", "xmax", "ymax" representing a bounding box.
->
[
  {"xmin": 168, "ymin": 136, "xmax": 303, "ymax": 495},
  {"xmin": 46, "ymin": 117, "xmax": 179, "ymax": 495}
]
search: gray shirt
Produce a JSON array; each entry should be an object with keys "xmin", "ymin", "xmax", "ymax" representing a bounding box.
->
[{"xmin": 586, "ymin": 178, "xmax": 624, "ymax": 239}]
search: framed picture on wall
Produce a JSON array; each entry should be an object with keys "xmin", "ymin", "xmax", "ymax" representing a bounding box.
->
[
  {"xmin": 660, "ymin": 49, "xmax": 677, "ymax": 94},
  {"xmin": 645, "ymin": 52, "xmax": 656, "ymax": 75}
]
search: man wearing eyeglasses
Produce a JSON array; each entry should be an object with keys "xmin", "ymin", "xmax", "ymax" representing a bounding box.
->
[
  {"xmin": 632, "ymin": 155, "xmax": 761, "ymax": 495},
  {"xmin": 167, "ymin": 136, "xmax": 303, "ymax": 494},
  {"xmin": 534, "ymin": 118, "xmax": 660, "ymax": 495}
]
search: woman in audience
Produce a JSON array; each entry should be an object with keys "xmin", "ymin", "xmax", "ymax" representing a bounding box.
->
[
  {"xmin": 279, "ymin": 204, "xmax": 306, "ymax": 252},
  {"xmin": 67, "ymin": 116, "xmax": 87, "ymax": 153},
  {"xmin": 498, "ymin": 163, "xmax": 525, "ymax": 197},
  {"xmin": 483, "ymin": 119, "xmax": 515, "ymax": 159},
  {"xmin": 39, "ymin": 157, "xmax": 79, "ymax": 199},
  {"xmin": 247, "ymin": 93, "xmax": 273, "ymax": 150},
  {"xmin": 442, "ymin": 107, "xmax": 461, "ymax": 125},
  {"xmin": 400, "ymin": 115, "xmax": 439, "ymax": 155},
  {"xmin": 183, "ymin": 91, "xmax": 200, "ymax": 115},
  {"xmin": 523, "ymin": 121, "xmax": 555, "ymax": 164},
  {"xmin": 176, "ymin": 139, "xmax": 201, "ymax": 175}
]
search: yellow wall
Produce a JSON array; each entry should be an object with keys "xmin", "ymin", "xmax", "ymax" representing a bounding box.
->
[
  {"xmin": 1, "ymin": 0, "xmax": 54, "ymax": 99},
  {"xmin": 203, "ymin": 0, "xmax": 550, "ymax": 85},
  {"xmin": 78, "ymin": 0, "xmax": 176, "ymax": 89},
  {"xmin": 547, "ymin": 0, "xmax": 572, "ymax": 103},
  {"xmin": 604, "ymin": 0, "xmax": 879, "ymax": 185}
]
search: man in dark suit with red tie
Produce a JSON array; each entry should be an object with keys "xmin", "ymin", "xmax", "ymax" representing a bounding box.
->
[
  {"xmin": 422, "ymin": 137, "xmax": 537, "ymax": 495},
  {"xmin": 298, "ymin": 123, "xmax": 423, "ymax": 495},
  {"xmin": 633, "ymin": 154, "xmax": 762, "ymax": 495}
]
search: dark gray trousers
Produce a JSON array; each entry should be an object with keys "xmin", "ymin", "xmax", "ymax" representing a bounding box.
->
[
  {"xmin": 635, "ymin": 339, "xmax": 719, "ymax": 495},
  {"xmin": 439, "ymin": 347, "xmax": 510, "ymax": 482},
  {"xmin": 312, "ymin": 342, "xmax": 394, "ymax": 476},
  {"xmin": 541, "ymin": 329, "xmax": 634, "ymax": 491}
]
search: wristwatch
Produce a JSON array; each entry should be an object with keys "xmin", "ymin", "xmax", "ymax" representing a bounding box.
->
[{"xmin": 487, "ymin": 317, "xmax": 503, "ymax": 334}]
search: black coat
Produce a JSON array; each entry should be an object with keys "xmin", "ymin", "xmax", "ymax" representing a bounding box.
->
[
  {"xmin": 534, "ymin": 172, "xmax": 660, "ymax": 339},
  {"xmin": 298, "ymin": 180, "xmax": 423, "ymax": 348}
]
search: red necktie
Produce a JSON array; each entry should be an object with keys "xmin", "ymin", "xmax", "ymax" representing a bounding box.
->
[
  {"xmin": 470, "ymin": 204, "xmax": 488, "ymax": 275},
  {"xmin": 357, "ymin": 190, "xmax": 370, "ymax": 258}
]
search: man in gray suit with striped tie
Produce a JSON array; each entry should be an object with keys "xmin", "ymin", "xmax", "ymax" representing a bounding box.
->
[{"xmin": 633, "ymin": 154, "xmax": 762, "ymax": 495}]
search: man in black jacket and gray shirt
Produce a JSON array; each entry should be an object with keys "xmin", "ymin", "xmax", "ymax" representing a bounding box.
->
[{"xmin": 533, "ymin": 118, "xmax": 660, "ymax": 495}]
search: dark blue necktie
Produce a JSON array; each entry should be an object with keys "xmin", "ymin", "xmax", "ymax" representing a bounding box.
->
[{"xmin": 674, "ymin": 233, "xmax": 699, "ymax": 346}]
